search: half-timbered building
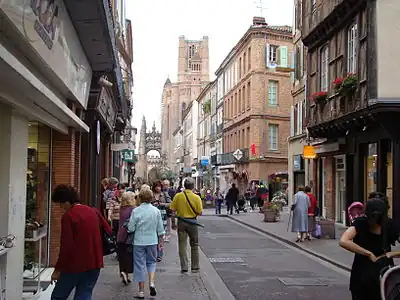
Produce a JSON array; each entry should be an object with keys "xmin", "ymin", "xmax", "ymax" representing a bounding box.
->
[{"xmin": 303, "ymin": 0, "xmax": 400, "ymax": 224}]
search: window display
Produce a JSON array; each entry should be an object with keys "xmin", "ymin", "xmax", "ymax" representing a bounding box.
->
[
  {"xmin": 365, "ymin": 143, "xmax": 377, "ymax": 198},
  {"xmin": 24, "ymin": 123, "xmax": 51, "ymax": 280}
]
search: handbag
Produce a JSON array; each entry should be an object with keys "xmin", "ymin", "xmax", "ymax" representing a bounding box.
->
[{"xmin": 94, "ymin": 208, "xmax": 116, "ymax": 256}]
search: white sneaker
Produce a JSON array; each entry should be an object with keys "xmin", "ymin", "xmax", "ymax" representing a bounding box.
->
[{"xmin": 135, "ymin": 291, "xmax": 144, "ymax": 299}]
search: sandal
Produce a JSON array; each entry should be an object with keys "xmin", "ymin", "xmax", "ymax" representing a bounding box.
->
[{"xmin": 0, "ymin": 234, "xmax": 15, "ymax": 248}]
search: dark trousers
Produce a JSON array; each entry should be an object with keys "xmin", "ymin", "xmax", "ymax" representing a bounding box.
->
[
  {"xmin": 228, "ymin": 202, "xmax": 238, "ymax": 215},
  {"xmin": 112, "ymin": 220, "xmax": 119, "ymax": 238},
  {"xmin": 51, "ymin": 269, "xmax": 100, "ymax": 300},
  {"xmin": 215, "ymin": 200, "xmax": 222, "ymax": 214},
  {"xmin": 117, "ymin": 243, "xmax": 133, "ymax": 274}
]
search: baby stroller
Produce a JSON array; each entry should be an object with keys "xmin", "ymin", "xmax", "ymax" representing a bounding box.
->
[
  {"xmin": 380, "ymin": 263, "xmax": 400, "ymax": 300},
  {"xmin": 348, "ymin": 201, "xmax": 365, "ymax": 224},
  {"xmin": 237, "ymin": 196, "xmax": 248, "ymax": 212}
]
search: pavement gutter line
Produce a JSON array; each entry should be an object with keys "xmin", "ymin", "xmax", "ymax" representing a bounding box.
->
[
  {"xmin": 198, "ymin": 247, "xmax": 236, "ymax": 300},
  {"xmin": 226, "ymin": 215, "xmax": 351, "ymax": 272}
]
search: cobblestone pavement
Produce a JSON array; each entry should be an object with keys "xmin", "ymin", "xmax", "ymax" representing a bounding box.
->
[
  {"xmin": 199, "ymin": 215, "xmax": 351, "ymax": 300},
  {"xmin": 92, "ymin": 232, "xmax": 211, "ymax": 300}
]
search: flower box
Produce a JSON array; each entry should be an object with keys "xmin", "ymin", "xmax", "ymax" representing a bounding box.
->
[
  {"xmin": 264, "ymin": 209, "xmax": 278, "ymax": 222},
  {"xmin": 311, "ymin": 91, "xmax": 328, "ymax": 103},
  {"xmin": 332, "ymin": 73, "xmax": 357, "ymax": 96}
]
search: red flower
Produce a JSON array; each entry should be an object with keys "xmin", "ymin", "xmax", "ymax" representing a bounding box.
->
[
  {"xmin": 311, "ymin": 91, "xmax": 328, "ymax": 102},
  {"xmin": 333, "ymin": 77, "xmax": 344, "ymax": 86}
]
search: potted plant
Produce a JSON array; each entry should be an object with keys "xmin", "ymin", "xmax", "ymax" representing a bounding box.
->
[
  {"xmin": 264, "ymin": 202, "xmax": 280, "ymax": 222},
  {"xmin": 332, "ymin": 73, "xmax": 357, "ymax": 96},
  {"xmin": 310, "ymin": 91, "xmax": 328, "ymax": 103},
  {"xmin": 340, "ymin": 73, "xmax": 357, "ymax": 96},
  {"xmin": 271, "ymin": 191, "xmax": 287, "ymax": 211},
  {"xmin": 203, "ymin": 100, "xmax": 211, "ymax": 114}
]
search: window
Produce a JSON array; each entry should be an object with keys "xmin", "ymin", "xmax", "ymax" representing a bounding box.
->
[
  {"xmin": 247, "ymin": 81, "xmax": 251, "ymax": 108},
  {"xmin": 243, "ymin": 52, "xmax": 247, "ymax": 75},
  {"xmin": 268, "ymin": 80, "xmax": 278, "ymax": 106},
  {"xmin": 348, "ymin": 23, "xmax": 358, "ymax": 73},
  {"xmin": 248, "ymin": 47, "xmax": 251, "ymax": 70},
  {"xmin": 239, "ymin": 57, "xmax": 242, "ymax": 78},
  {"xmin": 268, "ymin": 124, "xmax": 278, "ymax": 150},
  {"xmin": 269, "ymin": 45, "xmax": 278, "ymax": 63},
  {"xmin": 242, "ymin": 86, "xmax": 246, "ymax": 112},
  {"xmin": 320, "ymin": 46, "xmax": 329, "ymax": 91}
]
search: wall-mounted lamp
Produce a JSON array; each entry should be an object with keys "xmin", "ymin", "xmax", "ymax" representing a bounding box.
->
[{"xmin": 98, "ymin": 76, "xmax": 113, "ymax": 88}]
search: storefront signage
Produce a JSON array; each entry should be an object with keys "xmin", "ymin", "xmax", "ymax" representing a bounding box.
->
[
  {"xmin": 201, "ymin": 156, "xmax": 210, "ymax": 166},
  {"xmin": 121, "ymin": 149, "xmax": 135, "ymax": 163},
  {"xmin": 0, "ymin": 0, "xmax": 92, "ymax": 108},
  {"xmin": 314, "ymin": 142, "xmax": 339, "ymax": 154},
  {"xmin": 96, "ymin": 87, "xmax": 117, "ymax": 132},
  {"xmin": 303, "ymin": 145, "xmax": 317, "ymax": 159},
  {"xmin": 293, "ymin": 155, "xmax": 303, "ymax": 171}
]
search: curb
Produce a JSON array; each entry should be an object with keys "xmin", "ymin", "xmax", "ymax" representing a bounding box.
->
[
  {"xmin": 198, "ymin": 247, "xmax": 236, "ymax": 300},
  {"xmin": 226, "ymin": 215, "xmax": 351, "ymax": 272}
]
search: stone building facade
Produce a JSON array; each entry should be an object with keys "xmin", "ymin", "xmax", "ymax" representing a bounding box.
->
[
  {"xmin": 214, "ymin": 17, "xmax": 293, "ymax": 193},
  {"xmin": 287, "ymin": 0, "xmax": 309, "ymax": 205},
  {"xmin": 161, "ymin": 36, "xmax": 210, "ymax": 168}
]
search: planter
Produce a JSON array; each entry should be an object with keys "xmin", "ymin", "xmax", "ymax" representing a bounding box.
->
[{"xmin": 264, "ymin": 209, "xmax": 278, "ymax": 222}]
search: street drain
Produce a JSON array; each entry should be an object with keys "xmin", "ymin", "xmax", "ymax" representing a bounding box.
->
[
  {"xmin": 278, "ymin": 278, "xmax": 328, "ymax": 286},
  {"xmin": 209, "ymin": 257, "xmax": 244, "ymax": 263}
]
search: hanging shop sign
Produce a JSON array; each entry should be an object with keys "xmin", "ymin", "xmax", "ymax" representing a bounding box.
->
[
  {"xmin": 121, "ymin": 149, "xmax": 135, "ymax": 163},
  {"xmin": 96, "ymin": 87, "xmax": 117, "ymax": 132},
  {"xmin": 303, "ymin": 145, "xmax": 317, "ymax": 159},
  {"xmin": 1, "ymin": 0, "xmax": 92, "ymax": 107}
]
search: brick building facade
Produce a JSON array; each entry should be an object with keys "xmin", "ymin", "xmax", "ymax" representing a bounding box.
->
[{"xmin": 214, "ymin": 17, "xmax": 293, "ymax": 193}]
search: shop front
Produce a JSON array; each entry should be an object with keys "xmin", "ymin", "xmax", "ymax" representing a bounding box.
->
[{"xmin": 0, "ymin": 0, "xmax": 94, "ymax": 298}]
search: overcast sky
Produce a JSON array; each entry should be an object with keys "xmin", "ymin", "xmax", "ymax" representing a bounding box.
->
[{"xmin": 126, "ymin": 0, "xmax": 293, "ymax": 133}]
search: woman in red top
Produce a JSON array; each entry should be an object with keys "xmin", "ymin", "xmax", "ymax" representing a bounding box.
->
[
  {"xmin": 305, "ymin": 186, "xmax": 317, "ymax": 241},
  {"xmin": 50, "ymin": 185, "xmax": 111, "ymax": 300}
]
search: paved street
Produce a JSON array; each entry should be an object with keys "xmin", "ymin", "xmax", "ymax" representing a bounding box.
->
[
  {"xmin": 92, "ymin": 233, "xmax": 211, "ymax": 300},
  {"xmin": 199, "ymin": 215, "xmax": 351, "ymax": 300}
]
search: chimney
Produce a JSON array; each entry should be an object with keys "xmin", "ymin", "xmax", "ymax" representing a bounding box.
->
[{"xmin": 253, "ymin": 16, "xmax": 267, "ymax": 26}]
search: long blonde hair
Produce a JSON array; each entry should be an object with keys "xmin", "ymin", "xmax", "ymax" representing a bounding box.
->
[{"xmin": 121, "ymin": 191, "xmax": 135, "ymax": 207}]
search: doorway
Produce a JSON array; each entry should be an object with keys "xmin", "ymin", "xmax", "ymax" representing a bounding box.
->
[{"xmin": 335, "ymin": 155, "xmax": 346, "ymax": 225}]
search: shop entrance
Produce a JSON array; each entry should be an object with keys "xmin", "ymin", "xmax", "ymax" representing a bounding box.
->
[{"xmin": 335, "ymin": 155, "xmax": 346, "ymax": 224}]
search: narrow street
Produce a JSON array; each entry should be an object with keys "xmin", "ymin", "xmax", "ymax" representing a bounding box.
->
[{"xmin": 199, "ymin": 215, "xmax": 351, "ymax": 300}]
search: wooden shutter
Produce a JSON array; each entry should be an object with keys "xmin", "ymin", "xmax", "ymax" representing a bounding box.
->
[
  {"xmin": 264, "ymin": 44, "xmax": 270, "ymax": 67},
  {"xmin": 280, "ymin": 46, "xmax": 288, "ymax": 67}
]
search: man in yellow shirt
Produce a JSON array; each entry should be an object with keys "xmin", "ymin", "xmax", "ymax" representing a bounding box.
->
[{"xmin": 169, "ymin": 178, "xmax": 203, "ymax": 273}]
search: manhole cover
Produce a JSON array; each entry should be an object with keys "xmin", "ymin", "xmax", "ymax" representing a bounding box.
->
[
  {"xmin": 278, "ymin": 278, "xmax": 328, "ymax": 286},
  {"xmin": 209, "ymin": 257, "xmax": 244, "ymax": 263}
]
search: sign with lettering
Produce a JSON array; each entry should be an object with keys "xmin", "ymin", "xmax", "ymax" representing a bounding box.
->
[
  {"xmin": 121, "ymin": 150, "xmax": 135, "ymax": 163},
  {"xmin": 0, "ymin": 0, "xmax": 92, "ymax": 107}
]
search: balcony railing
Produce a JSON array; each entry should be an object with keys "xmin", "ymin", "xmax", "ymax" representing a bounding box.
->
[{"xmin": 308, "ymin": 93, "xmax": 365, "ymax": 127}]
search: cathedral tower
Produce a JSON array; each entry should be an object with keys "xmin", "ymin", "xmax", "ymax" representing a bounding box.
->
[{"xmin": 161, "ymin": 36, "xmax": 210, "ymax": 168}]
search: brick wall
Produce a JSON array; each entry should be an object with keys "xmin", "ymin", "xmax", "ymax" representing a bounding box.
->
[
  {"xmin": 49, "ymin": 128, "xmax": 77, "ymax": 266},
  {"xmin": 323, "ymin": 156, "xmax": 336, "ymax": 220}
]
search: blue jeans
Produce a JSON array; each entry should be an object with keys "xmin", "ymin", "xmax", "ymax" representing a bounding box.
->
[
  {"xmin": 51, "ymin": 269, "xmax": 100, "ymax": 300},
  {"xmin": 133, "ymin": 245, "xmax": 157, "ymax": 283}
]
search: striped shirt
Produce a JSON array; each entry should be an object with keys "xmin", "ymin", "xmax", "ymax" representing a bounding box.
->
[{"xmin": 107, "ymin": 199, "xmax": 121, "ymax": 221}]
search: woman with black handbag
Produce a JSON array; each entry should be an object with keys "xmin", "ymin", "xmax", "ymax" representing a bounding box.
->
[{"xmin": 116, "ymin": 191, "xmax": 136, "ymax": 285}]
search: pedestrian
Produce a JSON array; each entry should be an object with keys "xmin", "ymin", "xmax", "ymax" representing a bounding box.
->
[
  {"xmin": 214, "ymin": 187, "xmax": 223, "ymax": 215},
  {"xmin": 152, "ymin": 181, "xmax": 171, "ymax": 260},
  {"xmin": 305, "ymin": 186, "xmax": 317, "ymax": 240},
  {"xmin": 101, "ymin": 178, "xmax": 114, "ymax": 217},
  {"xmin": 127, "ymin": 188, "xmax": 165, "ymax": 299},
  {"xmin": 107, "ymin": 183, "xmax": 125, "ymax": 238},
  {"xmin": 50, "ymin": 185, "xmax": 111, "ymax": 300},
  {"xmin": 162, "ymin": 179, "xmax": 176, "ymax": 242},
  {"xmin": 226, "ymin": 183, "xmax": 239, "ymax": 215},
  {"xmin": 116, "ymin": 191, "xmax": 136, "ymax": 285},
  {"xmin": 169, "ymin": 178, "xmax": 203, "ymax": 273},
  {"xmin": 339, "ymin": 198, "xmax": 400, "ymax": 300},
  {"xmin": 291, "ymin": 185, "xmax": 310, "ymax": 242}
]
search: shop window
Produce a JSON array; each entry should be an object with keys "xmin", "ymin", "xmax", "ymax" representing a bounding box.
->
[
  {"xmin": 365, "ymin": 143, "xmax": 377, "ymax": 198},
  {"xmin": 387, "ymin": 151, "xmax": 393, "ymax": 218},
  {"xmin": 24, "ymin": 123, "xmax": 51, "ymax": 282}
]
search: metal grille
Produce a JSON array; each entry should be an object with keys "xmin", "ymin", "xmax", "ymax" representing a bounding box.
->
[{"xmin": 209, "ymin": 257, "xmax": 245, "ymax": 263}]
